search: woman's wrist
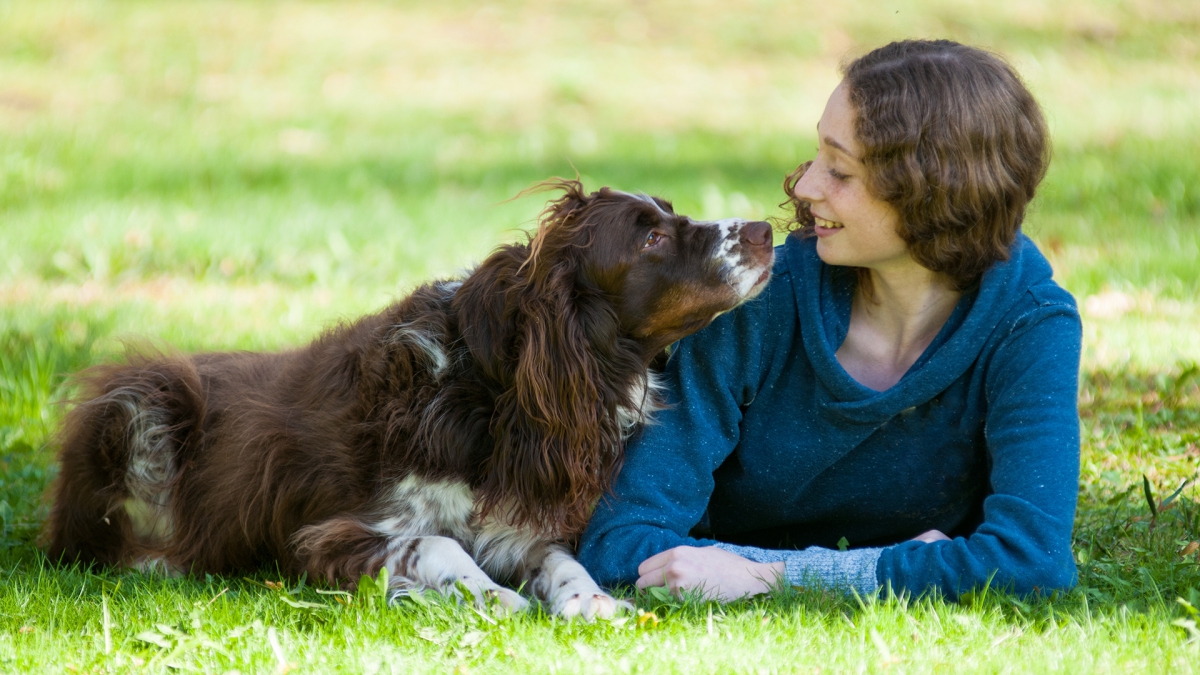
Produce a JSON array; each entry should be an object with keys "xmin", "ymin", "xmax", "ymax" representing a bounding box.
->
[{"xmin": 759, "ymin": 561, "xmax": 786, "ymax": 589}]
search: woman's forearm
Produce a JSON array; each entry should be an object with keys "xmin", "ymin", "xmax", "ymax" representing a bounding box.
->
[{"xmin": 713, "ymin": 542, "xmax": 884, "ymax": 596}]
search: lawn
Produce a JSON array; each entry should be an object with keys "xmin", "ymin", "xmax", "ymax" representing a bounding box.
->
[{"xmin": 1, "ymin": 0, "xmax": 1199, "ymax": 672}]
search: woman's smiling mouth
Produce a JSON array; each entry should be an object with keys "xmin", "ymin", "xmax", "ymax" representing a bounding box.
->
[{"xmin": 814, "ymin": 215, "xmax": 844, "ymax": 235}]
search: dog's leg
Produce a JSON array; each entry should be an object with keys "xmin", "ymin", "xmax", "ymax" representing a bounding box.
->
[
  {"xmin": 384, "ymin": 536, "xmax": 529, "ymax": 612},
  {"xmin": 294, "ymin": 517, "xmax": 525, "ymax": 610},
  {"xmin": 44, "ymin": 419, "xmax": 128, "ymax": 567},
  {"xmin": 471, "ymin": 517, "xmax": 628, "ymax": 619},
  {"xmin": 523, "ymin": 544, "xmax": 632, "ymax": 620},
  {"xmin": 46, "ymin": 376, "xmax": 184, "ymax": 568}
]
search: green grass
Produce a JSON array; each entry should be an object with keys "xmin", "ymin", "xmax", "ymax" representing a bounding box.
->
[
  {"xmin": 0, "ymin": 341, "xmax": 1194, "ymax": 674},
  {"xmin": 2, "ymin": 0, "xmax": 1200, "ymax": 672}
]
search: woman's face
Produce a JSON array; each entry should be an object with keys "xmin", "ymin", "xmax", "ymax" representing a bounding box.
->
[{"xmin": 792, "ymin": 82, "xmax": 911, "ymax": 273}]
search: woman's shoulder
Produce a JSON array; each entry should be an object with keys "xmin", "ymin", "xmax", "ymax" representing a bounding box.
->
[
  {"xmin": 995, "ymin": 235, "xmax": 1081, "ymax": 332},
  {"xmin": 904, "ymin": 234, "xmax": 1081, "ymax": 395},
  {"xmin": 777, "ymin": 232, "xmax": 814, "ymax": 276},
  {"xmin": 1023, "ymin": 277, "xmax": 1078, "ymax": 312},
  {"xmin": 670, "ymin": 242, "xmax": 802, "ymax": 366},
  {"xmin": 974, "ymin": 240, "xmax": 1083, "ymax": 391}
]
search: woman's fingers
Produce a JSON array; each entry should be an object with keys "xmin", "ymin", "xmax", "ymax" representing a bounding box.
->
[
  {"xmin": 636, "ymin": 546, "xmax": 708, "ymax": 593},
  {"xmin": 635, "ymin": 570, "xmax": 669, "ymax": 591},
  {"xmin": 911, "ymin": 529, "xmax": 951, "ymax": 543},
  {"xmin": 637, "ymin": 546, "xmax": 692, "ymax": 578},
  {"xmin": 636, "ymin": 547, "xmax": 692, "ymax": 590},
  {"xmin": 634, "ymin": 546, "xmax": 783, "ymax": 601}
]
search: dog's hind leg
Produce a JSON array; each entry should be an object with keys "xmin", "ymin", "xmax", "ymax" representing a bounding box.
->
[
  {"xmin": 44, "ymin": 360, "xmax": 202, "ymax": 570},
  {"xmin": 292, "ymin": 515, "xmax": 392, "ymax": 584}
]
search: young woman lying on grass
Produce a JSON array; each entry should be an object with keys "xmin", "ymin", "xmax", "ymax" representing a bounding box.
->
[{"xmin": 578, "ymin": 39, "xmax": 1082, "ymax": 600}]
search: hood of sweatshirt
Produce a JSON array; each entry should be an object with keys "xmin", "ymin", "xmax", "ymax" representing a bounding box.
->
[{"xmin": 785, "ymin": 232, "xmax": 1056, "ymax": 425}]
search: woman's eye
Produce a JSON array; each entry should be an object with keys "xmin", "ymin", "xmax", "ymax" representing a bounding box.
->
[
  {"xmin": 643, "ymin": 232, "xmax": 663, "ymax": 249},
  {"xmin": 828, "ymin": 168, "xmax": 850, "ymax": 182}
]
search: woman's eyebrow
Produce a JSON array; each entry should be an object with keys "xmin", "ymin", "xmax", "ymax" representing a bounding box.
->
[
  {"xmin": 816, "ymin": 123, "xmax": 859, "ymax": 160},
  {"xmin": 823, "ymin": 136, "xmax": 858, "ymax": 160}
]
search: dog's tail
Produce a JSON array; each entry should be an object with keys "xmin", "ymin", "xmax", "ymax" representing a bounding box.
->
[{"xmin": 43, "ymin": 353, "xmax": 206, "ymax": 567}]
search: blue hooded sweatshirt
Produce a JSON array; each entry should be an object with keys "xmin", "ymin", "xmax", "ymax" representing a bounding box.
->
[{"xmin": 578, "ymin": 232, "xmax": 1082, "ymax": 598}]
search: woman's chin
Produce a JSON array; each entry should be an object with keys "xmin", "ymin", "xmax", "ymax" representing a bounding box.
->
[{"xmin": 815, "ymin": 239, "xmax": 855, "ymax": 267}]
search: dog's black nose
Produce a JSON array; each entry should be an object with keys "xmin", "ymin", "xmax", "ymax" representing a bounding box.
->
[{"xmin": 740, "ymin": 221, "xmax": 772, "ymax": 247}]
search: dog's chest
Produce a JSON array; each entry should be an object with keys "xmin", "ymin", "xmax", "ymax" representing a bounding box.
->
[
  {"xmin": 615, "ymin": 371, "xmax": 666, "ymax": 437},
  {"xmin": 371, "ymin": 476, "xmax": 546, "ymax": 572},
  {"xmin": 365, "ymin": 372, "xmax": 666, "ymax": 577},
  {"xmin": 374, "ymin": 475, "xmax": 476, "ymax": 543}
]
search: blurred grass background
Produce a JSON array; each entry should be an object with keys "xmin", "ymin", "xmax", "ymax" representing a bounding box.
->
[
  {"xmin": 1, "ymin": 0, "xmax": 1198, "ymax": 360},
  {"xmin": 1, "ymin": 1, "xmax": 1199, "ymax": 672}
]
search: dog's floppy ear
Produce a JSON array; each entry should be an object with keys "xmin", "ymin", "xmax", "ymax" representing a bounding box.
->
[
  {"xmin": 453, "ymin": 178, "xmax": 590, "ymax": 386},
  {"xmin": 477, "ymin": 179, "xmax": 623, "ymax": 536}
]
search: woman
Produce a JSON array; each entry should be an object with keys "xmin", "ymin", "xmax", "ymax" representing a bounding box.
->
[{"xmin": 577, "ymin": 40, "xmax": 1082, "ymax": 600}]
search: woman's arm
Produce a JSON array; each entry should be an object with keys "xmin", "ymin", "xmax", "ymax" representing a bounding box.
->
[
  {"xmin": 875, "ymin": 297, "xmax": 1083, "ymax": 597},
  {"xmin": 628, "ymin": 292, "xmax": 1082, "ymax": 600},
  {"xmin": 637, "ymin": 542, "xmax": 881, "ymax": 598},
  {"xmin": 577, "ymin": 288, "xmax": 779, "ymax": 587}
]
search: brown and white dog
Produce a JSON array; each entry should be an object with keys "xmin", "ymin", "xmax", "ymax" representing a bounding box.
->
[{"xmin": 44, "ymin": 180, "xmax": 774, "ymax": 619}]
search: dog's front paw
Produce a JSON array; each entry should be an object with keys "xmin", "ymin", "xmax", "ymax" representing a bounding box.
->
[
  {"xmin": 445, "ymin": 580, "xmax": 530, "ymax": 614},
  {"xmin": 553, "ymin": 591, "xmax": 631, "ymax": 620},
  {"xmin": 391, "ymin": 580, "xmax": 530, "ymax": 613},
  {"xmin": 483, "ymin": 586, "xmax": 530, "ymax": 614}
]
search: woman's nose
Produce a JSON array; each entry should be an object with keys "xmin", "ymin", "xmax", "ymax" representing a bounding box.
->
[{"xmin": 792, "ymin": 165, "xmax": 819, "ymax": 203}]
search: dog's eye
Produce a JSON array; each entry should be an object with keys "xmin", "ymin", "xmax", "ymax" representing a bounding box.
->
[{"xmin": 643, "ymin": 232, "xmax": 664, "ymax": 249}]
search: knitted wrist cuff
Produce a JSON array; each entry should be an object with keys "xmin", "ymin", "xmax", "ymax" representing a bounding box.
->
[{"xmin": 713, "ymin": 541, "xmax": 882, "ymax": 596}]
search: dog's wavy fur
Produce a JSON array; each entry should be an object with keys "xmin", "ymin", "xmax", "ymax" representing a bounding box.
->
[{"xmin": 43, "ymin": 179, "xmax": 774, "ymax": 616}]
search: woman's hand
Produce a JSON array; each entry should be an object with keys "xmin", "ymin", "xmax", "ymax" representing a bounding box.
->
[
  {"xmin": 636, "ymin": 546, "xmax": 785, "ymax": 601},
  {"xmin": 911, "ymin": 529, "xmax": 950, "ymax": 543}
]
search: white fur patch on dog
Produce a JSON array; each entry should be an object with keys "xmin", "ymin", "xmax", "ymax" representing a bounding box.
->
[
  {"xmin": 471, "ymin": 506, "xmax": 547, "ymax": 581},
  {"xmin": 130, "ymin": 556, "xmax": 183, "ymax": 577},
  {"xmin": 617, "ymin": 371, "xmax": 666, "ymax": 438},
  {"xmin": 389, "ymin": 323, "xmax": 450, "ymax": 379},
  {"xmin": 696, "ymin": 218, "xmax": 769, "ymax": 298},
  {"xmin": 372, "ymin": 476, "xmax": 475, "ymax": 543},
  {"xmin": 116, "ymin": 390, "xmax": 175, "ymax": 544},
  {"xmin": 383, "ymin": 535, "xmax": 529, "ymax": 612},
  {"xmin": 538, "ymin": 545, "xmax": 630, "ymax": 620}
]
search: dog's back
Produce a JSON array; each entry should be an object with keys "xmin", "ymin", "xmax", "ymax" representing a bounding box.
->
[{"xmin": 45, "ymin": 311, "xmax": 390, "ymax": 572}]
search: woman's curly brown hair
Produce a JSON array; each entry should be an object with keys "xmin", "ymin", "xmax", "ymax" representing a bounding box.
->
[{"xmin": 781, "ymin": 39, "xmax": 1050, "ymax": 291}]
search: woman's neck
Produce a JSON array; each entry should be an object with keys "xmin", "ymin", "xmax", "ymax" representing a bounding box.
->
[
  {"xmin": 862, "ymin": 264, "xmax": 961, "ymax": 348},
  {"xmin": 836, "ymin": 262, "xmax": 961, "ymax": 391}
]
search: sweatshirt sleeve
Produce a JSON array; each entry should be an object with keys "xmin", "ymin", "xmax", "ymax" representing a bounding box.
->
[
  {"xmin": 875, "ymin": 294, "xmax": 1083, "ymax": 598},
  {"xmin": 577, "ymin": 290, "xmax": 775, "ymax": 587}
]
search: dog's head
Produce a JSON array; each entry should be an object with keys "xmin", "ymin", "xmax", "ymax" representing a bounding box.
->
[
  {"xmin": 526, "ymin": 179, "xmax": 775, "ymax": 354},
  {"xmin": 461, "ymin": 179, "xmax": 774, "ymax": 537}
]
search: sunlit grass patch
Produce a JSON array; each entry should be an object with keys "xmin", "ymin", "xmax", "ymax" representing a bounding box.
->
[{"xmin": 0, "ymin": 549, "xmax": 1196, "ymax": 673}]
